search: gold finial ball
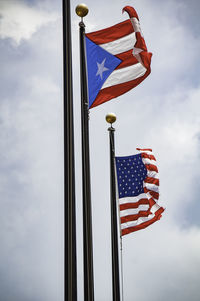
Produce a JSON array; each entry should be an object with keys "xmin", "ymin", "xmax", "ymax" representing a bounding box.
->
[
  {"xmin": 75, "ymin": 4, "xmax": 89, "ymax": 17},
  {"xmin": 106, "ymin": 113, "xmax": 117, "ymax": 124}
]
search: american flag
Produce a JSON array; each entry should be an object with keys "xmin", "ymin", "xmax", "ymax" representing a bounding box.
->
[
  {"xmin": 115, "ymin": 149, "xmax": 164, "ymax": 236},
  {"xmin": 85, "ymin": 6, "xmax": 152, "ymax": 108}
]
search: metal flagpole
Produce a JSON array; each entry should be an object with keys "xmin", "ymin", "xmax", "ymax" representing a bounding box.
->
[
  {"xmin": 120, "ymin": 237, "xmax": 125, "ymax": 301},
  {"xmin": 62, "ymin": 0, "xmax": 77, "ymax": 300},
  {"xmin": 106, "ymin": 113, "xmax": 121, "ymax": 301},
  {"xmin": 76, "ymin": 4, "xmax": 95, "ymax": 301}
]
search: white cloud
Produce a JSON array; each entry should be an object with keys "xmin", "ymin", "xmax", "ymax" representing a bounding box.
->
[{"xmin": 0, "ymin": 0, "xmax": 58, "ymax": 44}]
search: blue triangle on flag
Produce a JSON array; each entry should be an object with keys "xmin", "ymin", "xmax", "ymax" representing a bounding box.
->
[{"xmin": 85, "ymin": 37, "xmax": 121, "ymax": 108}]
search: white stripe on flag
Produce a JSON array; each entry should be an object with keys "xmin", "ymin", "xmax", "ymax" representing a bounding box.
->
[
  {"xmin": 145, "ymin": 183, "xmax": 159, "ymax": 193},
  {"xmin": 147, "ymin": 171, "xmax": 159, "ymax": 179},
  {"xmin": 150, "ymin": 203, "xmax": 161, "ymax": 214},
  {"xmin": 140, "ymin": 150, "xmax": 154, "ymax": 155},
  {"xmin": 142, "ymin": 158, "xmax": 156, "ymax": 165},
  {"xmin": 120, "ymin": 205, "xmax": 149, "ymax": 217},
  {"xmin": 121, "ymin": 214, "xmax": 155, "ymax": 229},
  {"xmin": 119, "ymin": 194, "xmax": 147, "ymax": 205},
  {"xmin": 99, "ymin": 32, "xmax": 136, "ymax": 55},
  {"xmin": 102, "ymin": 63, "xmax": 146, "ymax": 89}
]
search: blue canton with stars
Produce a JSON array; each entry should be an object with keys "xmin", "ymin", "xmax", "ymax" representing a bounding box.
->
[{"xmin": 115, "ymin": 154, "xmax": 147, "ymax": 199}]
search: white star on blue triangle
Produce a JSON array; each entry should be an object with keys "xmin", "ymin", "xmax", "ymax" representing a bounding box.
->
[
  {"xmin": 96, "ymin": 58, "xmax": 109, "ymax": 79},
  {"xmin": 85, "ymin": 37, "xmax": 121, "ymax": 108}
]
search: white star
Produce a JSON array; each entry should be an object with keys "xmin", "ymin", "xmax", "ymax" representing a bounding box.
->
[{"xmin": 96, "ymin": 58, "xmax": 109, "ymax": 79}]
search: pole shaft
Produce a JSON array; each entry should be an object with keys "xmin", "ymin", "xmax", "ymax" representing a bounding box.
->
[
  {"xmin": 79, "ymin": 21, "xmax": 95, "ymax": 301},
  {"xmin": 108, "ymin": 127, "xmax": 121, "ymax": 301},
  {"xmin": 62, "ymin": 0, "xmax": 77, "ymax": 300}
]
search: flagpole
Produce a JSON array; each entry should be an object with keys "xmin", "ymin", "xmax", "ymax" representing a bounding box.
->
[
  {"xmin": 76, "ymin": 4, "xmax": 95, "ymax": 301},
  {"xmin": 62, "ymin": 0, "xmax": 77, "ymax": 300},
  {"xmin": 106, "ymin": 113, "xmax": 121, "ymax": 301}
]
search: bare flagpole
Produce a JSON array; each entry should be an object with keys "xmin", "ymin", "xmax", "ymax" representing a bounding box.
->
[
  {"xmin": 62, "ymin": 0, "xmax": 77, "ymax": 300},
  {"xmin": 76, "ymin": 4, "xmax": 95, "ymax": 301},
  {"xmin": 106, "ymin": 113, "xmax": 121, "ymax": 301}
]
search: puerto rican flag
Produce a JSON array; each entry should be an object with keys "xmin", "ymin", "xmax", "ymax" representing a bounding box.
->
[
  {"xmin": 85, "ymin": 6, "xmax": 152, "ymax": 108},
  {"xmin": 115, "ymin": 149, "xmax": 165, "ymax": 236}
]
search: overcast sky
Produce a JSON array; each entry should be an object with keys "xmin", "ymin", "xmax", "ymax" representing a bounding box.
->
[{"xmin": 0, "ymin": 0, "xmax": 200, "ymax": 300}]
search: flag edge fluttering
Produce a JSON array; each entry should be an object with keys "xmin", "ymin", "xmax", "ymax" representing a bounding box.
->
[
  {"xmin": 85, "ymin": 6, "xmax": 152, "ymax": 108},
  {"xmin": 115, "ymin": 148, "xmax": 165, "ymax": 236}
]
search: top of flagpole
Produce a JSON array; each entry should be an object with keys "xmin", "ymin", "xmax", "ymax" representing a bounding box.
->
[
  {"xmin": 106, "ymin": 113, "xmax": 117, "ymax": 127},
  {"xmin": 76, "ymin": 3, "xmax": 89, "ymax": 19}
]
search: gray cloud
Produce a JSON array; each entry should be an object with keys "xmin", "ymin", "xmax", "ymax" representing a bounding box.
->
[{"xmin": 0, "ymin": 6, "xmax": 63, "ymax": 300}]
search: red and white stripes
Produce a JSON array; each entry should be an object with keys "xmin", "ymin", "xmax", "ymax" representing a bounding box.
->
[
  {"xmin": 119, "ymin": 149, "xmax": 164, "ymax": 236},
  {"xmin": 86, "ymin": 6, "xmax": 152, "ymax": 108}
]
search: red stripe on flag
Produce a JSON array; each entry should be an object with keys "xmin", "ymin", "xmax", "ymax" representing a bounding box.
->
[
  {"xmin": 115, "ymin": 50, "xmax": 139, "ymax": 69},
  {"xmin": 144, "ymin": 177, "xmax": 159, "ymax": 186},
  {"xmin": 120, "ymin": 198, "xmax": 149, "ymax": 210},
  {"xmin": 140, "ymin": 153, "xmax": 156, "ymax": 161},
  {"xmin": 145, "ymin": 164, "xmax": 158, "ymax": 173},
  {"xmin": 86, "ymin": 19, "xmax": 133, "ymax": 45},
  {"xmin": 148, "ymin": 198, "xmax": 156, "ymax": 208},
  {"xmin": 117, "ymin": 51, "xmax": 152, "ymax": 71},
  {"xmin": 121, "ymin": 207, "xmax": 164, "ymax": 235},
  {"xmin": 135, "ymin": 32, "xmax": 147, "ymax": 52},
  {"xmin": 140, "ymin": 51, "xmax": 152, "ymax": 70},
  {"xmin": 121, "ymin": 209, "xmax": 151, "ymax": 224},
  {"xmin": 123, "ymin": 6, "xmax": 139, "ymax": 20},
  {"xmin": 91, "ymin": 69, "xmax": 150, "ymax": 108},
  {"xmin": 136, "ymin": 148, "xmax": 152, "ymax": 152},
  {"xmin": 143, "ymin": 188, "xmax": 159, "ymax": 200}
]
